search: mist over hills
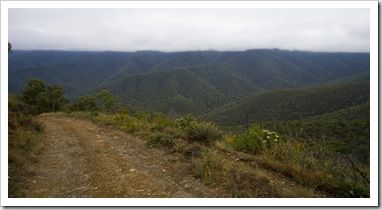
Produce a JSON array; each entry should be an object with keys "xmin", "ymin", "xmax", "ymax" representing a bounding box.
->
[{"xmin": 9, "ymin": 49, "xmax": 370, "ymax": 117}]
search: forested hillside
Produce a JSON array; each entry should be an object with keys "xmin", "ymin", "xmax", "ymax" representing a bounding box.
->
[
  {"xmin": 9, "ymin": 49, "xmax": 370, "ymax": 116},
  {"xmin": 205, "ymin": 81, "xmax": 369, "ymax": 126}
]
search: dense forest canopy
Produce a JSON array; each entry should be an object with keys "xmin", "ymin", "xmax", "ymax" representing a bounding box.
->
[{"xmin": 9, "ymin": 49, "xmax": 369, "ymax": 116}]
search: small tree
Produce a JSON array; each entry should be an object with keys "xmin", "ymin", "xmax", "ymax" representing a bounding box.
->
[
  {"xmin": 47, "ymin": 84, "xmax": 68, "ymax": 112},
  {"xmin": 73, "ymin": 90, "xmax": 121, "ymax": 112},
  {"xmin": 76, "ymin": 95, "xmax": 98, "ymax": 111},
  {"xmin": 96, "ymin": 90, "xmax": 120, "ymax": 112},
  {"xmin": 22, "ymin": 78, "xmax": 67, "ymax": 114},
  {"xmin": 23, "ymin": 78, "xmax": 47, "ymax": 114}
]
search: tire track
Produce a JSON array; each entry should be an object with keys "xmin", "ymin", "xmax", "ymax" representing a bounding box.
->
[{"xmin": 23, "ymin": 113, "xmax": 227, "ymax": 198}]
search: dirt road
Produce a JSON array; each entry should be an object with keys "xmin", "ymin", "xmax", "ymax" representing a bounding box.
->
[{"xmin": 23, "ymin": 113, "xmax": 228, "ymax": 198}]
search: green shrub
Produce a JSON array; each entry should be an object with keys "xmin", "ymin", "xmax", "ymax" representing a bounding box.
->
[
  {"xmin": 113, "ymin": 113, "xmax": 129, "ymax": 124},
  {"xmin": 230, "ymin": 125, "xmax": 281, "ymax": 155},
  {"xmin": 231, "ymin": 132, "xmax": 262, "ymax": 154},
  {"xmin": 191, "ymin": 149, "xmax": 223, "ymax": 185},
  {"xmin": 120, "ymin": 121, "xmax": 140, "ymax": 133},
  {"xmin": 175, "ymin": 114, "xmax": 197, "ymax": 131},
  {"xmin": 186, "ymin": 122, "xmax": 223, "ymax": 144},
  {"xmin": 136, "ymin": 113, "xmax": 151, "ymax": 122},
  {"xmin": 146, "ymin": 132, "xmax": 175, "ymax": 148},
  {"xmin": 151, "ymin": 112, "xmax": 174, "ymax": 131}
]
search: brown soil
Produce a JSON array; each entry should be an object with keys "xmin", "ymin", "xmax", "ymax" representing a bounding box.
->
[{"xmin": 23, "ymin": 113, "xmax": 229, "ymax": 198}]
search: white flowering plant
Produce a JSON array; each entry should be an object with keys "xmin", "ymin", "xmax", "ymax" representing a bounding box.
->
[
  {"xmin": 261, "ymin": 129, "xmax": 281, "ymax": 150},
  {"xmin": 230, "ymin": 125, "xmax": 281, "ymax": 155}
]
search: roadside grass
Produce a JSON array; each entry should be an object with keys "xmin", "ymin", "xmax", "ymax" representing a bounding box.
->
[
  {"xmin": 8, "ymin": 95, "xmax": 46, "ymax": 197},
  {"xmin": 67, "ymin": 111, "xmax": 370, "ymax": 198}
]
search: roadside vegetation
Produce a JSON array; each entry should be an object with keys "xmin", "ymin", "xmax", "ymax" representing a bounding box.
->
[
  {"xmin": 8, "ymin": 95, "xmax": 46, "ymax": 197},
  {"xmin": 66, "ymin": 107, "xmax": 370, "ymax": 197}
]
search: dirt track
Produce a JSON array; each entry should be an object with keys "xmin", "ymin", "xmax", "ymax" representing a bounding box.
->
[{"xmin": 23, "ymin": 113, "xmax": 228, "ymax": 198}]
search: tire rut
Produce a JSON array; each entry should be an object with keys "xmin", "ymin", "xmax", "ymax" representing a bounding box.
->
[{"xmin": 24, "ymin": 113, "xmax": 227, "ymax": 198}]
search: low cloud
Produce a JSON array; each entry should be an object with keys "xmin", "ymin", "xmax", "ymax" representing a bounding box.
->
[{"xmin": 8, "ymin": 8, "xmax": 370, "ymax": 52}]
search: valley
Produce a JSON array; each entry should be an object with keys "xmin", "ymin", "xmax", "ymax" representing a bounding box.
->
[{"xmin": 9, "ymin": 49, "xmax": 370, "ymax": 116}]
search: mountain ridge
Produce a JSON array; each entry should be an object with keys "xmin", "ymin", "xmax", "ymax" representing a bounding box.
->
[{"xmin": 9, "ymin": 49, "xmax": 370, "ymax": 116}]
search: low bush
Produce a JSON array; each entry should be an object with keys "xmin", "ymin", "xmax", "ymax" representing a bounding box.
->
[
  {"xmin": 120, "ymin": 121, "xmax": 140, "ymax": 133},
  {"xmin": 175, "ymin": 114, "xmax": 197, "ymax": 131},
  {"xmin": 191, "ymin": 149, "xmax": 223, "ymax": 185},
  {"xmin": 186, "ymin": 122, "xmax": 223, "ymax": 144},
  {"xmin": 230, "ymin": 125, "xmax": 281, "ymax": 155},
  {"xmin": 146, "ymin": 132, "xmax": 176, "ymax": 148},
  {"xmin": 225, "ymin": 166, "xmax": 273, "ymax": 198},
  {"xmin": 150, "ymin": 112, "xmax": 174, "ymax": 131}
]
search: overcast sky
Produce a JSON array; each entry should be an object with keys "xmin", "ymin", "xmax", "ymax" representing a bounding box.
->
[{"xmin": 8, "ymin": 8, "xmax": 370, "ymax": 52}]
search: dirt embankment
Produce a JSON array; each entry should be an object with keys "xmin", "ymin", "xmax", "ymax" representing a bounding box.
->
[{"xmin": 23, "ymin": 113, "xmax": 229, "ymax": 198}]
